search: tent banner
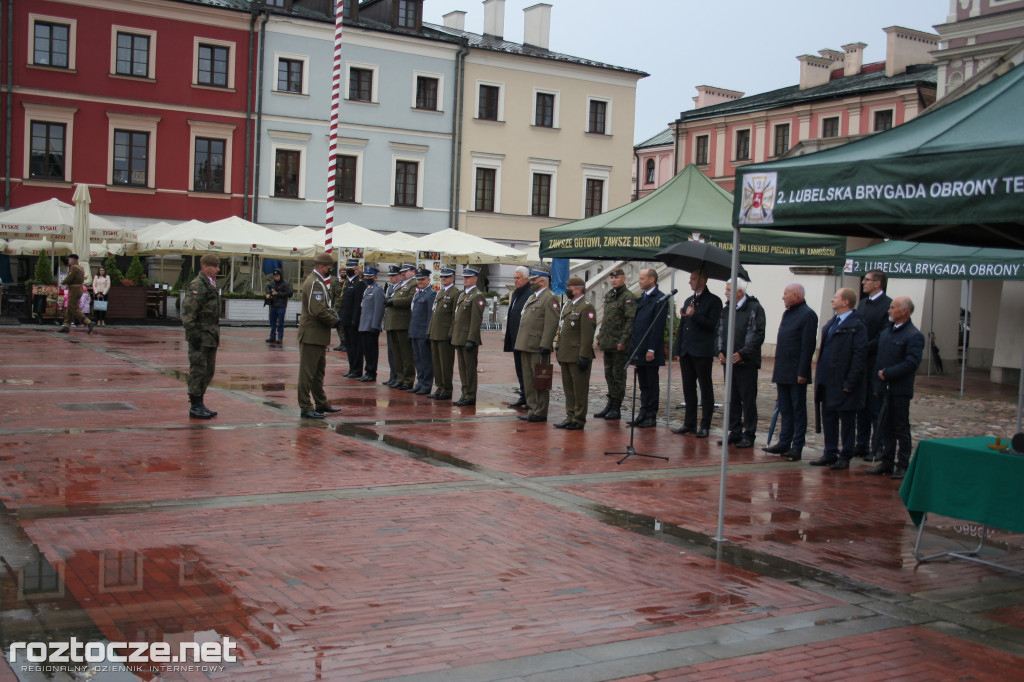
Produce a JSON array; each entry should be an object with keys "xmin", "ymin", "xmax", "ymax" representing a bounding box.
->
[
  {"xmin": 735, "ymin": 148, "xmax": 1024, "ymax": 229},
  {"xmin": 844, "ymin": 241, "xmax": 1024, "ymax": 280}
]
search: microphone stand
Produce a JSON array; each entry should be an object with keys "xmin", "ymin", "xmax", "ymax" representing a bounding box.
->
[{"xmin": 605, "ymin": 294, "xmax": 672, "ymax": 465}]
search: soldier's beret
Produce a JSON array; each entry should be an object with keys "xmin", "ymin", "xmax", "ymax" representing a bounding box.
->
[
  {"xmin": 609, "ymin": 268, "xmax": 625, "ymax": 277},
  {"xmin": 314, "ymin": 253, "xmax": 335, "ymax": 266},
  {"xmin": 201, "ymin": 253, "xmax": 220, "ymax": 266},
  {"xmin": 415, "ymin": 268, "xmax": 431, "ymax": 279},
  {"xmin": 462, "ymin": 266, "xmax": 480, "ymax": 277},
  {"xmin": 439, "ymin": 267, "xmax": 456, "ymax": 277},
  {"xmin": 567, "ymin": 276, "xmax": 585, "ymax": 287}
]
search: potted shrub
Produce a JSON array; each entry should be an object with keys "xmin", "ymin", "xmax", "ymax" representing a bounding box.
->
[
  {"xmin": 106, "ymin": 255, "xmax": 148, "ymax": 319},
  {"xmin": 30, "ymin": 250, "xmax": 58, "ymax": 321}
]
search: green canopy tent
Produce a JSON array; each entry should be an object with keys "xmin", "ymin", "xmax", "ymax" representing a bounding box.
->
[
  {"xmin": 845, "ymin": 240, "xmax": 1024, "ymax": 390},
  {"xmin": 539, "ymin": 164, "xmax": 845, "ymax": 266},
  {"xmin": 733, "ymin": 62, "xmax": 1024, "ymax": 249}
]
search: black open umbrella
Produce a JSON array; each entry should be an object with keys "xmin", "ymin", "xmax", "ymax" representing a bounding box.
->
[{"xmin": 654, "ymin": 240, "xmax": 750, "ymax": 282}]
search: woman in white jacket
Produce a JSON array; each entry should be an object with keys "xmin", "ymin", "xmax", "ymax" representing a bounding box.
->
[{"xmin": 91, "ymin": 266, "xmax": 111, "ymax": 326}]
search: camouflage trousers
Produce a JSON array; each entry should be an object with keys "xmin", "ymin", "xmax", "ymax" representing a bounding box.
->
[
  {"xmin": 602, "ymin": 350, "xmax": 630, "ymax": 400},
  {"xmin": 187, "ymin": 345, "xmax": 218, "ymax": 396}
]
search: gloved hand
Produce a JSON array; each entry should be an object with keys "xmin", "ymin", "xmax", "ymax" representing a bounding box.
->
[
  {"xmin": 540, "ymin": 347, "xmax": 551, "ymax": 354},
  {"xmin": 384, "ymin": 299, "xmax": 393, "ymax": 307},
  {"xmin": 576, "ymin": 357, "xmax": 590, "ymax": 370},
  {"xmin": 190, "ymin": 336, "xmax": 202, "ymax": 351},
  {"xmin": 465, "ymin": 341, "xmax": 475, "ymax": 350}
]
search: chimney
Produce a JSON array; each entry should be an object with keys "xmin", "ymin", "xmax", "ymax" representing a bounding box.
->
[
  {"xmin": 443, "ymin": 10, "xmax": 466, "ymax": 31},
  {"xmin": 884, "ymin": 26, "xmax": 938, "ymax": 76},
  {"xmin": 692, "ymin": 85, "xmax": 744, "ymax": 109},
  {"xmin": 483, "ymin": 0, "xmax": 505, "ymax": 40},
  {"xmin": 842, "ymin": 42, "xmax": 867, "ymax": 76},
  {"xmin": 523, "ymin": 3, "xmax": 552, "ymax": 50},
  {"xmin": 797, "ymin": 54, "xmax": 834, "ymax": 89}
]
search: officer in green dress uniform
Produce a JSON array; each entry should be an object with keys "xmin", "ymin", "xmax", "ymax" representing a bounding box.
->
[
  {"xmin": 514, "ymin": 265, "xmax": 560, "ymax": 422},
  {"xmin": 428, "ymin": 267, "xmax": 460, "ymax": 401},
  {"xmin": 450, "ymin": 266, "xmax": 486, "ymax": 406},
  {"xmin": 594, "ymin": 267, "xmax": 636, "ymax": 420},
  {"xmin": 554, "ymin": 276, "xmax": 597, "ymax": 430},
  {"xmin": 385, "ymin": 263, "xmax": 417, "ymax": 390},
  {"xmin": 181, "ymin": 253, "xmax": 221, "ymax": 419},
  {"xmin": 296, "ymin": 252, "xmax": 342, "ymax": 419}
]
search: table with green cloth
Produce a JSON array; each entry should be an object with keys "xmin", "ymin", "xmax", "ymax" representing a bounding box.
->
[{"xmin": 900, "ymin": 436, "xmax": 1024, "ymax": 574}]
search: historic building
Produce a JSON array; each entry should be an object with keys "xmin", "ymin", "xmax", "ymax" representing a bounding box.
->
[{"xmin": 932, "ymin": 0, "xmax": 1024, "ymax": 99}]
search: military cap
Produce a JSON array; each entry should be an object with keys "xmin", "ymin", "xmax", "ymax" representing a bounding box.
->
[
  {"xmin": 415, "ymin": 268, "xmax": 431, "ymax": 279},
  {"xmin": 439, "ymin": 266, "xmax": 456, "ymax": 277},
  {"xmin": 387, "ymin": 265, "xmax": 401, "ymax": 276},
  {"xmin": 567, "ymin": 276, "xmax": 585, "ymax": 288},
  {"xmin": 364, "ymin": 266, "xmax": 378, "ymax": 276},
  {"xmin": 462, "ymin": 266, "xmax": 480, "ymax": 277},
  {"xmin": 609, "ymin": 268, "xmax": 625, "ymax": 277},
  {"xmin": 399, "ymin": 262, "xmax": 416, "ymax": 273},
  {"xmin": 201, "ymin": 253, "xmax": 221, "ymax": 266},
  {"xmin": 346, "ymin": 259, "xmax": 359, "ymax": 267},
  {"xmin": 314, "ymin": 253, "xmax": 335, "ymax": 266},
  {"xmin": 529, "ymin": 264, "xmax": 551, "ymax": 278}
]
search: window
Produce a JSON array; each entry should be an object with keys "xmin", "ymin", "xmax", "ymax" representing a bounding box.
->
[
  {"xmin": 197, "ymin": 43, "xmax": 229, "ymax": 87},
  {"xmin": 115, "ymin": 32, "xmax": 149, "ymax": 77},
  {"xmin": 644, "ymin": 159, "xmax": 655, "ymax": 185},
  {"xmin": 112, "ymin": 130, "xmax": 149, "ymax": 187},
  {"xmin": 584, "ymin": 179, "xmax": 604, "ymax": 218},
  {"xmin": 773, "ymin": 123, "xmax": 790, "ymax": 157},
  {"xmin": 695, "ymin": 135, "xmax": 709, "ymax": 165},
  {"xmin": 275, "ymin": 149, "xmax": 300, "ymax": 198},
  {"xmin": 535, "ymin": 92, "xmax": 555, "ymax": 127},
  {"xmin": 415, "ymin": 76, "xmax": 438, "ymax": 110},
  {"xmin": 589, "ymin": 100, "xmax": 607, "ymax": 134},
  {"xmin": 29, "ymin": 122, "xmax": 65, "ymax": 180},
  {"xmin": 349, "ymin": 67, "xmax": 373, "ymax": 102},
  {"xmin": 475, "ymin": 167, "xmax": 496, "ymax": 212},
  {"xmin": 735, "ymin": 129, "xmax": 750, "ymax": 161},
  {"xmin": 336, "ymin": 155, "xmax": 357, "ymax": 202},
  {"xmin": 265, "ymin": 0, "xmax": 286, "ymax": 7},
  {"xmin": 822, "ymin": 116, "xmax": 839, "ymax": 138},
  {"xmin": 193, "ymin": 138, "xmax": 225, "ymax": 193},
  {"xmin": 479, "ymin": 84, "xmax": 500, "ymax": 120},
  {"xmin": 277, "ymin": 58, "xmax": 303, "ymax": 93},
  {"xmin": 874, "ymin": 109, "xmax": 893, "ymax": 132},
  {"xmin": 394, "ymin": 160, "xmax": 419, "ymax": 207},
  {"xmin": 397, "ymin": 0, "xmax": 420, "ymax": 29},
  {"xmin": 532, "ymin": 173, "xmax": 551, "ymax": 216},
  {"xmin": 33, "ymin": 20, "xmax": 70, "ymax": 68}
]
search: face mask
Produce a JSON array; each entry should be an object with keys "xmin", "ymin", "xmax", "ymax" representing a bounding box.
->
[{"xmin": 345, "ymin": 268, "xmax": 355, "ymax": 277}]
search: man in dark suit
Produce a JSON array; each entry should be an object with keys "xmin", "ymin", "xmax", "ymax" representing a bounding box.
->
[
  {"xmin": 408, "ymin": 268, "xmax": 436, "ymax": 395},
  {"xmin": 764, "ymin": 283, "xmax": 818, "ymax": 461},
  {"xmin": 811, "ymin": 288, "xmax": 868, "ymax": 470},
  {"xmin": 628, "ymin": 268, "xmax": 668, "ymax": 428},
  {"xmin": 855, "ymin": 269, "xmax": 892, "ymax": 460},
  {"xmin": 338, "ymin": 260, "xmax": 366, "ymax": 379},
  {"xmin": 672, "ymin": 269, "xmax": 722, "ymax": 438},
  {"xmin": 867, "ymin": 297, "xmax": 924, "ymax": 479},
  {"xmin": 504, "ymin": 265, "xmax": 531, "ymax": 408}
]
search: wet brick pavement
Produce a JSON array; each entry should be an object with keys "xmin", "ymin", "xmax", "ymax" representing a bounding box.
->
[{"xmin": 1, "ymin": 325, "xmax": 1022, "ymax": 681}]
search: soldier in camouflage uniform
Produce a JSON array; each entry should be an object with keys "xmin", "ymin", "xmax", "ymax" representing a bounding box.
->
[
  {"xmin": 181, "ymin": 254, "xmax": 222, "ymax": 419},
  {"xmin": 595, "ymin": 267, "xmax": 636, "ymax": 420}
]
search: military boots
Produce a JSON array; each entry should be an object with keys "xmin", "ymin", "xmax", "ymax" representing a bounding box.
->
[
  {"xmin": 594, "ymin": 398, "xmax": 613, "ymax": 419},
  {"xmin": 189, "ymin": 395, "xmax": 213, "ymax": 419},
  {"xmin": 603, "ymin": 398, "xmax": 622, "ymax": 420}
]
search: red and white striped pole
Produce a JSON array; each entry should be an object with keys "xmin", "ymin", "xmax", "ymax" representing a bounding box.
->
[{"xmin": 324, "ymin": 0, "xmax": 345, "ymax": 254}]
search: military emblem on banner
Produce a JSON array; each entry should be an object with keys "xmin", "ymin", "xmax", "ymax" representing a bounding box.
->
[
  {"xmin": 844, "ymin": 259, "xmax": 855, "ymax": 274},
  {"xmin": 739, "ymin": 173, "xmax": 777, "ymax": 224}
]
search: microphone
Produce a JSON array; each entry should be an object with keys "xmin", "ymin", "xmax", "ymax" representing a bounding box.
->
[{"xmin": 656, "ymin": 288, "xmax": 678, "ymax": 303}]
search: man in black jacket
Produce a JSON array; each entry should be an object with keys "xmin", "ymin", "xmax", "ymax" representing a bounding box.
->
[
  {"xmin": 764, "ymin": 283, "xmax": 818, "ymax": 461},
  {"xmin": 867, "ymin": 297, "xmax": 924, "ymax": 479},
  {"xmin": 338, "ymin": 260, "xmax": 366, "ymax": 378},
  {"xmin": 855, "ymin": 269, "xmax": 892, "ymax": 460},
  {"xmin": 265, "ymin": 268, "xmax": 293, "ymax": 344},
  {"xmin": 672, "ymin": 269, "xmax": 722, "ymax": 438},
  {"xmin": 504, "ymin": 266, "xmax": 531, "ymax": 408},
  {"xmin": 715, "ymin": 281, "xmax": 765, "ymax": 448},
  {"xmin": 810, "ymin": 288, "xmax": 868, "ymax": 470},
  {"xmin": 628, "ymin": 268, "xmax": 668, "ymax": 428}
]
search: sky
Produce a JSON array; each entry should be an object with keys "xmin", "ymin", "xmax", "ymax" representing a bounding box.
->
[{"xmin": 423, "ymin": 0, "xmax": 950, "ymax": 143}]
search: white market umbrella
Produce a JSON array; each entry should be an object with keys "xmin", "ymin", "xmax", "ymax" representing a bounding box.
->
[
  {"xmin": 330, "ymin": 222, "xmax": 416, "ymax": 262},
  {"xmin": 3, "ymin": 239, "xmax": 126, "ymax": 258},
  {"xmin": 72, "ymin": 184, "xmax": 93, "ymax": 282},
  {"xmin": 409, "ymin": 228, "xmax": 527, "ymax": 264},
  {"xmin": 0, "ymin": 197, "xmax": 134, "ymax": 242}
]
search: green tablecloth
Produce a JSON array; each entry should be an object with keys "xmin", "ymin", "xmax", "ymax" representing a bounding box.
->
[{"xmin": 900, "ymin": 436, "xmax": 1024, "ymax": 534}]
